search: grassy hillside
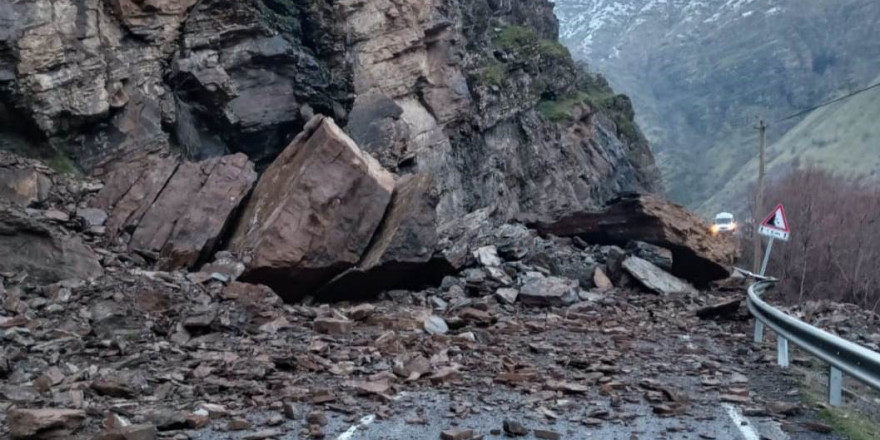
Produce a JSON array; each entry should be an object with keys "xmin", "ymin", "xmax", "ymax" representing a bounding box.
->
[{"xmin": 700, "ymin": 75, "xmax": 880, "ymax": 217}]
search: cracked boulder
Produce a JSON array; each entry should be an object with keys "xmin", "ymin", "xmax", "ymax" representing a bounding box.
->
[
  {"xmin": 530, "ymin": 193, "xmax": 735, "ymax": 285},
  {"xmin": 91, "ymin": 153, "xmax": 256, "ymax": 269},
  {"xmin": 316, "ymin": 173, "xmax": 451, "ymax": 300},
  {"xmin": 229, "ymin": 116, "xmax": 395, "ymax": 301}
]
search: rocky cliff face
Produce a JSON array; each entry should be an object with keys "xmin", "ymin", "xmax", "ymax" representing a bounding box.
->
[
  {"xmin": 555, "ymin": 0, "xmax": 880, "ymax": 212},
  {"xmin": 0, "ymin": 0, "xmax": 659, "ymax": 225}
]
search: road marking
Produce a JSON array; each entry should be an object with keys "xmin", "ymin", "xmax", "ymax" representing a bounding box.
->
[
  {"xmin": 336, "ymin": 414, "xmax": 375, "ymax": 440},
  {"xmin": 723, "ymin": 404, "xmax": 761, "ymax": 440}
]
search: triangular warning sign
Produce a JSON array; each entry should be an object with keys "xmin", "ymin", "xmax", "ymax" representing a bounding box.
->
[
  {"xmin": 760, "ymin": 204, "xmax": 789, "ymax": 232},
  {"xmin": 758, "ymin": 204, "xmax": 791, "ymax": 241}
]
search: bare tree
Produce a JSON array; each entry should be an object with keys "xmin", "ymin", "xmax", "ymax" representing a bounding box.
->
[{"xmin": 754, "ymin": 167, "xmax": 880, "ymax": 311}]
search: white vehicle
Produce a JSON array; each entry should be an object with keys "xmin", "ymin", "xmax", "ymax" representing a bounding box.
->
[{"xmin": 711, "ymin": 212, "xmax": 737, "ymax": 234}]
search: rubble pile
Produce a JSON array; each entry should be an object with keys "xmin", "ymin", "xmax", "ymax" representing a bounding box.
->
[{"xmin": 3, "ymin": 150, "xmax": 834, "ymax": 439}]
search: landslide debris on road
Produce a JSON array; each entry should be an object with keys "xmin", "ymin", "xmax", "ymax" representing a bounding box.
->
[
  {"xmin": 529, "ymin": 193, "xmax": 737, "ymax": 285},
  {"xmin": 2, "ymin": 151, "xmax": 858, "ymax": 440}
]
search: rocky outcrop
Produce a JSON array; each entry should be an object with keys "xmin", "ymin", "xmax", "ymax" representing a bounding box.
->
[
  {"xmin": 530, "ymin": 193, "xmax": 735, "ymax": 285},
  {"xmin": 1, "ymin": 0, "xmax": 659, "ymax": 224},
  {"xmin": 0, "ymin": 207, "xmax": 103, "ymax": 283},
  {"xmin": 91, "ymin": 153, "xmax": 256, "ymax": 269},
  {"xmin": 229, "ymin": 116, "xmax": 395, "ymax": 301}
]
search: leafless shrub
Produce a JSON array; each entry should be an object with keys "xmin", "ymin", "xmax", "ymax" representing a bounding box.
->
[{"xmin": 754, "ymin": 167, "xmax": 880, "ymax": 311}]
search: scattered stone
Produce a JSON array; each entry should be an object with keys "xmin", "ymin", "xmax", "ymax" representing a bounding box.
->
[
  {"xmin": 282, "ymin": 402, "xmax": 299, "ymax": 420},
  {"xmin": 767, "ymin": 401, "xmax": 801, "ymax": 417},
  {"xmin": 622, "ymin": 257, "xmax": 696, "ymax": 295},
  {"xmin": 518, "ymin": 275, "xmax": 580, "ymax": 307},
  {"xmin": 76, "ymin": 207, "xmax": 108, "ymax": 228},
  {"xmin": 696, "ymin": 299, "xmax": 742, "ymax": 320},
  {"xmin": 348, "ymin": 303, "xmax": 376, "ymax": 321},
  {"xmin": 593, "ymin": 267, "xmax": 613, "ymax": 292},
  {"xmin": 313, "ymin": 317, "xmax": 353, "ymax": 335},
  {"xmin": 495, "ymin": 287, "xmax": 519, "ymax": 305},
  {"xmin": 473, "ymin": 246, "xmax": 502, "ymax": 267},
  {"xmin": 7, "ymin": 408, "xmax": 86, "ymax": 439},
  {"xmin": 503, "ymin": 420, "xmax": 529, "ymax": 437},
  {"xmin": 306, "ymin": 411, "xmax": 327, "ymax": 426},
  {"xmin": 117, "ymin": 424, "xmax": 158, "ymax": 440},
  {"xmin": 228, "ymin": 419, "xmax": 252, "ymax": 431},
  {"xmin": 43, "ymin": 209, "xmax": 69, "ymax": 222},
  {"xmin": 242, "ymin": 429, "xmax": 283, "ymax": 440},
  {"xmin": 534, "ymin": 429, "xmax": 562, "ymax": 440},
  {"xmin": 440, "ymin": 428, "xmax": 474, "ymax": 440},
  {"xmin": 424, "ymin": 315, "xmax": 449, "ymax": 335}
]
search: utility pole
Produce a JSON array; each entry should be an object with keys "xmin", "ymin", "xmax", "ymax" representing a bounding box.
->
[{"xmin": 752, "ymin": 119, "xmax": 767, "ymax": 272}]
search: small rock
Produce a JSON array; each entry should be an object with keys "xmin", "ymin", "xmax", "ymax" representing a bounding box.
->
[
  {"xmin": 473, "ymin": 246, "xmax": 502, "ymax": 267},
  {"xmin": 91, "ymin": 378, "xmax": 134, "ymax": 398},
  {"xmin": 242, "ymin": 429, "xmax": 283, "ymax": 440},
  {"xmin": 424, "ymin": 315, "xmax": 449, "ymax": 335},
  {"xmin": 348, "ymin": 304, "xmax": 375, "ymax": 321},
  {"xmin": 77, "ymin": 208, "xmax": 108, "ymax": 227},
  {"xmin": 440, "ymin": 428, "xmax": 474, "ymax": 440},
  {"xmin": 503, "ymin": 420, "xmax": 529, "ymax": 437},
  {"xmin": 282, "ymin": 402, "xmax": 299, "ymax": 420},
  {"xmin": 767, "ymin": 401, "xmax": 800, "ymax": 417},
  {"xmin": 313, "ymin": 317, "xmax": 353, "ymax": 335},
  {"xmin": 593, "ymin": 267, "xmax": 613, "ymax": 292},
  {"xmin": 43, "ymin": 209, "xmax": 69, "ymax": 222},
  {"xmin": 228, "ymin": 419, "xmax": 252, "ymax": 431},
  {"xmin": 306, "ymin": 411, "xmax": 327, "ymax": 426},
  {"xmin": 118, "ymin": 424, "xmax": 158, "ymax": 440},
  {"xmin": 495, "ymin": 288, "xmax": 519, "ymax": 305},
  {"xmin": 534, "ymin": 429, "xmax": 562, "ymax": 440}
]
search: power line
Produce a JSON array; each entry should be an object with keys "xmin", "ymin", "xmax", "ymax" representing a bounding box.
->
[{"xmin": 773, "ymin": 81, "xmax": 880, "ymax": 124}]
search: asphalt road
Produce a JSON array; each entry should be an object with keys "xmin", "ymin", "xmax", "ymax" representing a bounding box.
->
[{"xmin": 192, "ymin": 388, "xmax": 799, "ymax": 440}]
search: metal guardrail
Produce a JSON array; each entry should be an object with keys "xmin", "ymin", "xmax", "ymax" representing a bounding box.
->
[{"xmin": 747, "ymin": 279, "xmax": 880, "ymax": 406}]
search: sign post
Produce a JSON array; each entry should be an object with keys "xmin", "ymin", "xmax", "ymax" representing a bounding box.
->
[
  {"xmin": 758, "ymin": 204, "xmax": 790, "ymax": 276},
  {"xmin": 754, "ymin": 204, "xmax": 791, "ymax": 347}
]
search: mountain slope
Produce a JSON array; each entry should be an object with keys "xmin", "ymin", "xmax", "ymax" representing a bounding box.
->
[
  {"xmin": 703, "ymin": 75, "xmax": 880, "ymax": 215},
  {"xmin": 555, "ymin": 0, "xmax": 880, "ymax": 212}
]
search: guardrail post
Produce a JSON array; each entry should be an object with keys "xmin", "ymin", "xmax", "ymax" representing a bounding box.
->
[
  {"xmin": 829, "ymin": 366, "xmax": 843, "ymax": 406},
  {"xmin": 754, "ymin": 321, "xmax": 764, "ymax": 344},
  {"xmin": 777, "ymin": 337, "xmax": 789, "ymax": 367}
]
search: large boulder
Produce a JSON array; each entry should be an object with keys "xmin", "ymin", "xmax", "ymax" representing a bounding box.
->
[
  {"xmin": 91, "ymin": 153, "xmax": 256, "ymax": 269},
  {"xmin": 315, "ymin": 173, "xmax": 451, "ymax": 300},
  {"xmin": 530, "ymin": 193, "xmax": 735, "ymax": 285},
  {"xmin": 229, "ymin": 116, "xmax": 395, "ymax": 301},
  {"xmin": 622, "ymin": 256, "xmax": 696, "ymax": 295},
  {"xmin": 0, "ymin": 208, "xmax": 103, "ymax": 284}
]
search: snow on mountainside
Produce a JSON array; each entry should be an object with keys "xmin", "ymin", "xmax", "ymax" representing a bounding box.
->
[{"xmin": 555, "ymin": 0, "xmax": 880, "ymax": 213}]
